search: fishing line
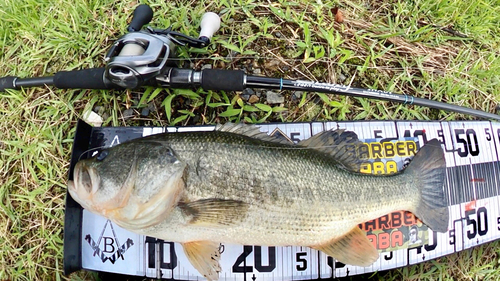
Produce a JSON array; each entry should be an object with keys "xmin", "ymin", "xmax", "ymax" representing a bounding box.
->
[
  {"xmin": 78, "ymin": 146, "xmax": 108, "ymax": 161},
  {"xmin": 168, "ymin": 56, "xmax": 458, "ymax": 73}
]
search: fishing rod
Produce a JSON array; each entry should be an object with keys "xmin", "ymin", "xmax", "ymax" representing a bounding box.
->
[{"xmin": 1, "ymin": 4, "xmax": 499, "ymax": 121}]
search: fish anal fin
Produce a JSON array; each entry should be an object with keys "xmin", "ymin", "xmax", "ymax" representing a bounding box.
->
[
  {"xmin": 298, "ymin": 130, "xmax": 364, "ymax": 172},
  {"xmin": 179, "ymin": 199, "xmax": 249, "ymax": 226},
  {"xmin": 182, "ymin": 241, "xmax": 222, "ymax": 280},
  {"xmin": 312, "ymin": 227, "xmax": 379, "ymax": 267}
]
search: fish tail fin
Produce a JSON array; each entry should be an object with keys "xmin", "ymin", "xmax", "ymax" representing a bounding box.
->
[{"xmin": 405, "ymin": 139, "xmax": 449, "ymax": 233}]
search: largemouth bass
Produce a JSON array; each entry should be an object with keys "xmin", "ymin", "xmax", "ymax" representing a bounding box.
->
[{"xmin": 68, "ymin": 123, "xmax": 448, "ymax": 280}]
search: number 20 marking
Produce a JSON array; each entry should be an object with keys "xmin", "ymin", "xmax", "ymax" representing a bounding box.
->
[
  {"xmin": 454, "ymin": 129, "xmax": 479, "ymax": 157},
  {"xmin": 232, "ymin": 246, "xmax": 277, "ymax": 273}
]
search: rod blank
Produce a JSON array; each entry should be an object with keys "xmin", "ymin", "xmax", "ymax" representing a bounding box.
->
[{"xmin": 245, "ymin": 75, "xmax": 500, "ymax": 121}]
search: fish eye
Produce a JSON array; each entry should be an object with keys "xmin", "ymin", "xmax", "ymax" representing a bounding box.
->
[{"xmin": 96, "ymin": 149, "xmax": 109, "ymax": 161}]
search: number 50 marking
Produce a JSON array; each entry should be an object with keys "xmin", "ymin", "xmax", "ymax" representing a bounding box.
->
[
  {"xmin": 465, "ymin": 207, "xmax": 488, "ymax": 239},
  {"xmin": 454, "ymin": 129, "xmax": 479, "ymax": 157}
]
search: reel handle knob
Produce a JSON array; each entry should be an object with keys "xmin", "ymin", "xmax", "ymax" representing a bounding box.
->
[
  {"xmin": 199, "ymin": 12, "xmax": 221, "ymax": 44},
  {"xmin": 128, "ymin": 4, "xmax": 154, "ymax": 32}
]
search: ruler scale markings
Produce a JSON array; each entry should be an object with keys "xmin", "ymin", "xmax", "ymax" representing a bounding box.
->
[
  {"xmin": 309, "ymin": 247, "xmax": 318, "ymax": 280},
  {"xmin": 145, "ymin": 236, "xmax": 156, "ymax": 278},
  {"xmin": 491, "ymin": 163, "xmax": 498, "ymax": 197},
  {"xmin": 287, "ymin": 246, "xmax": 294, "ymax": 281},
  {"xmin": 475, "ymin": 163, "xmax": 484, "ymax": 199},
  {"xmin": 464, "ymin": 165, "xmax": 475, "ymax": 203},
  {"xmin": 389, "ymin": 121, "xmax": 398, "ymax": 138},
  {"xmin": 333, "ymin": 121, "xmax": 356, "ymax": 136},
  {"xmin": 287, "ymin": 246, "xmax": 292, "ymax": 281},
  {"xmin": 486, "ymin": 162, "xmax": 494, "ymax": 198},
  {"xmin": 318, "ymin": 251, "xmax": 332, "ymax": 279},
  {"xmin": 138, "ymin": 236, "xmax": 145, "ymax": 278},
  {"xmin": 439, "ymin": 122, "xmax": 457, "ymax": 167},
  {"xmin": 279, "ymin": 247, "xmax": 282, "ymax": 281},
  {"xmin": 452, "ymin": 205, "xmax": 465, "ymax": 253},
  {"xmin": 469, "ymin": 122, "xmax": 497, "ymax": 201},
  {"xmin": 490, "ymin": 121, "xmax": 500, "ymax": 245},
  {"xmin": 491, "ymin": 162, "xmax": 500, "ymax": 197},
  {"xmin": 481, "ymin": 123, "xmax": 494, "ymax": 200},
  {"xmin": 322, "ymin": 121, "xmax": 336, "ymax": 133},
  {"xmin": 396, "ymin": 248, "xmax": 406, "ymax": 268},
  {"xmin": 470, "ymin": 158, "xmax": 477, "ymax": 201},
  {"xmin": 441, "ymin": 122, "xmax": 460, "ymax": 206},
  {"xmin": 492, "ymin": 161, "xmax": 500, "ymax": 243},
  {"xmin": 393, "ymin": 121, "xmax": 399, "ymax": 139},
  {"xmin": 310, "ymin": 122, "xmax": 324, "ymax": 138},
  {"xmin": 472, "ymin": 162, "xmax": 497, "ymax": 199},
  {"xmin": 447, "ymin": 167, "xmax": 463, "ymax": 205},
  {"xmin": 490, "ymin": 122, "xmax": 500, "ymax": 196},
  {"xmin": 480, "ymin": 197, "xmax": 497, "ymax": 245},
  {"xmin": 449, "ymin": 123, "xmax": 482, "ymax": 251},
  {"xmin": 471, "ymin": 122, "xmax": 499, "ymax": 245}
]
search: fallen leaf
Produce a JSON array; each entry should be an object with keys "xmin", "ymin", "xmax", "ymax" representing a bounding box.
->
[
  {"xmin": 248, "ymin": 95, "xmax": 260, "ymax": 104},
  {"xmin": 333, "ymin": 7, "xmax": 344, "ymax": 23}
]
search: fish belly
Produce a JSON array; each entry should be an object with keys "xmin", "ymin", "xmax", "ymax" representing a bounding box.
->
[{"xmin": 141, "ymin": 176, "xmax": 414, "ymax": 247}]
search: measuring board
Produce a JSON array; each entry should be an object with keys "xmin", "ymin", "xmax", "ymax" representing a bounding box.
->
[{"xmin": 63, "ymin": 120, "xmax": 500, "ymax": 279}]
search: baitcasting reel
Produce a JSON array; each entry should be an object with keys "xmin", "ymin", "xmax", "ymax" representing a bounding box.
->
[{"xmin": 104, "ymin": 4, "xmax": 220, "ymax": 88}]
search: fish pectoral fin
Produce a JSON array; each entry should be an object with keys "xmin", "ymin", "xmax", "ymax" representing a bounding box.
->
[
  {"xmin": 179, "ymin": 199, "xmax": 249, "ymax": 226},
  {"xmin": 182, "ymin": 241, "xmax": 222, "ymax": 281},
  {"xmin": 312, "ymin": 227, "xmax": 379, "ymax": 267}
]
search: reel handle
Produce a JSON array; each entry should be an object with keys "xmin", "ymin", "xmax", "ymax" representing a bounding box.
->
[
  {"xmin": 128, "ymin": 4, "xmax": 154, "ymax": 32},
  {"xmin": 199, "ymin": 12, "xmax": 221, "ymax": 44}
]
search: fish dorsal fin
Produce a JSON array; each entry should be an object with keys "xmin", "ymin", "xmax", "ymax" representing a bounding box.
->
[
  {"xmin": 298, "ymin": 129, "xmax": 364, "ymax": 172},
  {"xmin": 216, "ymin": 123, "xmax": 293, "ymax": 145},
  {"xmin": 182, "ymin": 241, "xmax": 222, "ymax": 280},
  {"xmin": 312, "ymin": 226, "xmax": 379, "ymax": 267}
]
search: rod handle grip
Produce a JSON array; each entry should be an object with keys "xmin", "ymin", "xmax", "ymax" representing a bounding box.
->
[
  {"xmin": 53, "ymin": 68, "xmax": 116, "ymax": 89},
  {"xmin": 201, "ymin": 69, "xmax": 245, "ymax": 91},
  {"xmin": 0, "ymin": 76, "xmax": 17, "ymax": 91}
]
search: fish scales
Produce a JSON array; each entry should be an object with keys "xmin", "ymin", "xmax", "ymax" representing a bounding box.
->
[{"xmin": 133, "ymin": 130, "xmax": 415, "ymax": 245}]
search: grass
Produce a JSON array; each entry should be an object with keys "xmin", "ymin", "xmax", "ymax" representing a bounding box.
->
[{"xmin": 1, "ymin": 0, "xmax": 500, "ymax": 280}]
